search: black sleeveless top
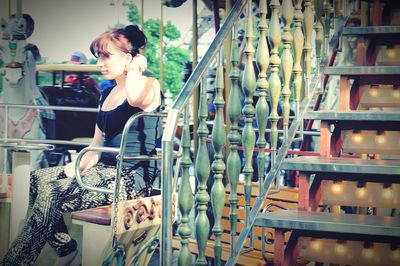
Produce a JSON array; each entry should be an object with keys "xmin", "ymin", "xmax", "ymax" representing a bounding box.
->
[{"xmin": 96, "ymin": 86, "xmax": 162, "ymax": 167}]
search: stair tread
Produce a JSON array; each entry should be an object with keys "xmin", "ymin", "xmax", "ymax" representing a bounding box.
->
[
  {"xmin": 281, "ymin": 156, "xmax": 400, "ymax": 175},
  {"xmin": 343, "ymin": 25, "xmax": 400, "ymax": 35},
  {"xmin": 255, "ymin": 210, "xmax": 400, "ymax": 237},
  {"xmin": 323, "ymin": 66, "xmax": 400, "ymax": 76},
  {"xmin": 304, "ymin": 110, "xmax": 400, "ymax": 122}
]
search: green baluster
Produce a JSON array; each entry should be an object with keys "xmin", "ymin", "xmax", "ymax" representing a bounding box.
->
[
  {"xmin": 282, "ymin": 0, "xmax": 294, "ymax": 141},
  {"xmin": 211, "ymin": 54, "xmax": 226, "ymax": 266},
  {"xmin": 241, "ymin": 0, "xmax": 257, "ymax": 229},
  {"xmin": 194, "ymin": 81, "xmax": 211, "ymax": 266},
  {"xmin": 268, "ymin": 0, "xmax": 282, "ymax": 168},
  {"xmin": 315, "ymin": 0, "xmax": 324, "ymax": 76},
  {"xmin": 293, "ymin": 0, "xmax": 304, "ymax": 120},
  {"xmin": 304, "ymin": 0, "xmax": 314, "ymax": 96},
  {"xmin": 255, "ymin": 0, "xmax": 269, "ymax": 197},
  {"xmin": 227, "ymin": 27, "xmax": 241, "ymax": 256},
  {"xmin": 324, "ymin": 0, "xmax": 332, "ymax": 57},
  {"xmin": 178, "ymin": 107, "xmax": 193, "ymax": 266}
]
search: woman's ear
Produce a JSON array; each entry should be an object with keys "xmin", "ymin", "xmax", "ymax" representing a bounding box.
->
[
  {"xmin": 125, "ymin": 53, "xmax": 133, "ymax": 63},
  {"xmin": 124, "ymin": 53, "xmax": 133, "ymax": 73}
]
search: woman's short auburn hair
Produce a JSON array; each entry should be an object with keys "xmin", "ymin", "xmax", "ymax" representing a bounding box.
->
[{"xmin": 90, "ymin": 30, "xmax": 132, "ymax": 58}]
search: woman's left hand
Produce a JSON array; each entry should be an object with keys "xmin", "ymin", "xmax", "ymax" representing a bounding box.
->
[{"xmin": 64, "ymin": 162, "xmax": 76, "ymax": 178}]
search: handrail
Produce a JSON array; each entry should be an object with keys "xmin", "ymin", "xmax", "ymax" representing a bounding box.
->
[
  {"xmin": 74, "ymin": 112, "xmax": 167, "ymax": 194},
  {"xmin": 74, "ymin": 146, "xmax": 120, "ymax": 194},
  {"xmin": 160, "ymin": 0, "xmax": 249, "ymax": 265},
  {"xmin": 36, "ymin": 64, "xmax": 101, "ymax": 73},
  {"xmin": 0, "ymin": 103, "xmax": 97, "ymax": 112},
  {"xmin": 0, "ymin": 103, "xmax": 99, "ymax": 150}
]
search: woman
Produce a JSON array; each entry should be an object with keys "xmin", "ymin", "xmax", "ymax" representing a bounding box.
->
[{"xmin": 1, "ymin": 25, "xmax": 162, "ymax": 265}]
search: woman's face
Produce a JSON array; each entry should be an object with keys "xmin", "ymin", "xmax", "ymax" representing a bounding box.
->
[{"xmin": 97, "ymin": 42, "xmax": 130, "ymax": 80}]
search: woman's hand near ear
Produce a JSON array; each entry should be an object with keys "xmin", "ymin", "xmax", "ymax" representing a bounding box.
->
[{"xmin": 128, "ymin": 54, "xmax": 147, "ymax": 73}]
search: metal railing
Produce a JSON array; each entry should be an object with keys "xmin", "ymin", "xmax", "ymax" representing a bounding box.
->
[
  {"xmin": 226, "ymin": 74, "xmax": 321, "ymax": 266},
  {"xmin": 160, "ymin": 1, "xmax": 249, "ymax": 265},
  {"xmin": 0, "ymin": 103, "xmax": 98, "ymax": 174}
]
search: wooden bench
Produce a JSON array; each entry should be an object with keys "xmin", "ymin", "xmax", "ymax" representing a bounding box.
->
[{"xmin": 172, "ymin": 182, "xmax": 300, "ymax": 265}]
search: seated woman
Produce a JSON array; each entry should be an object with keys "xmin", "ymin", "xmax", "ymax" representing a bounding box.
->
[{"xmin": 1, "ymin": 24, "xmax": 162, "ymax": 266}]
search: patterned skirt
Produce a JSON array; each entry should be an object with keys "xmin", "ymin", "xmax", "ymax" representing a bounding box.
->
[{"xmin": 1, "ymin": 162, "xmax": 159, "ymax": 266}]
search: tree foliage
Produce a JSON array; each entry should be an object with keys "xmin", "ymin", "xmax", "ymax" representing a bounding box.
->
[
  {"xmin": 127, "ymin": 3, "xmax": 140, "ymax": 25},
  {"xmin": 127, "ymin": 3, "xmax": 190, "ymax": 97}
]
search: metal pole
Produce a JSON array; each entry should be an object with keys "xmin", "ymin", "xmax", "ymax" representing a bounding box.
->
[
  {"xmin": 160, "ymin": 109, "xmax": 179, "ymax": 266},
  {"xmin": 140, "ymin": 0, "xmax": 144, "ymax": 30},
  {"xmin": 16, "ymin": 0, "xmax": 21, "ymax": 18},
  {"xmin": 1, "ymin": 106, "xmax": 9, "ymax": 194},
  {"xmin": 8, "ymin": 0, "xmax": 12, "ymax": 19},
  {"xmin": 159, "ymin": 1, "xmax": 164, "ymax": 89},
  {"xmin": 192, "ymin": 0, "xmax": 199, "ymax": 155},
  {"xmin": 224, "ymin": 0, "xmax": 232, "ymax": 157}
]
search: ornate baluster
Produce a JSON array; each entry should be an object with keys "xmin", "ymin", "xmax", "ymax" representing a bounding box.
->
[
  {"xmin": 255, "ymin": 0, "xmax": 269, "ymax": 196},
  {"xmin": 333, "ymin": 0, "xmax": 340, "ymax": 36},
  {"xmin": 324, "ymin": 0, "xmax": 332, "ymax": 57},
  {"xmin": 210, "ymin": 54, "xmax": 226, "ymax": 266},
  {"xmin": 282, "ymin": 0, "xmax": 294, "ymax": 141},
  {"xmin": 315, "ymin": 0, "xmax": 324, "ymax": 76},
  {"xmin": 304, "ymin": 0, "xmax": 314, "ymax": 96},
  {"xmin": 178, "ymin": 106, "xmax": 193, "ymax": 266},
  {"xmin": 241, "ymin": 0, "xmax": 256, "ymax": 229},
  {"xmin": 227, "ymin": 27, "xmax": 241, "ymax": 256},
  {"xmin": 194, "ymin": 80, "xmax": 210, "ymax": 265},
  {"xmin": 268, "ymin": 0, "xmax": 282, "ymax": 168},
  {"xmin": 293, "ymin": 0, "xmax": 304, "ymax": 120}
]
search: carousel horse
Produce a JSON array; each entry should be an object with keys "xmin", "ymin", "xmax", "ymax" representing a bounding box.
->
[{"xmin": 0, "ymin": 14, "xmax": 51, "ymax": 173}]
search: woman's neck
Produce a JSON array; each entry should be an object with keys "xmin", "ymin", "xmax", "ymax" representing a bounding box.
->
[{"xmin": 114, "ymin": 75, "xmax": 126, "ymax": 90}]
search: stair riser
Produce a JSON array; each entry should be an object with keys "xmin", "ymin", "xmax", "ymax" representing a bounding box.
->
[
  {"xmin": 341, "ymin": 130, "xmax": 400, "ymax": 155},
  {"xmin": 299, "ymin": 237, "xmax": 400, "ymax": 266},
  {"xmin": 321, "ymin": 180, "xmax": 400, "ymax": 208},
  {"xmin": 359, "ymin": 85, "xmax": 400, "ymax": 109}
]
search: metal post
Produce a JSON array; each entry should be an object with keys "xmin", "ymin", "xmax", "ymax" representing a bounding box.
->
[
  {"xmin": 159, "ymin": 1, "xmax": 164, "ymax": 89},
  {"xmin": 1, "ymin": 106, "xmax": 9, "ymax": 194},
  {"xmin": 140, "ymin": 0, "xmax": 144, "ymax": 30},
  {"xmin": 8, "ymin": 0, "xmax": 12, "ymax": 19},
  {"xmin": 192, "ymin": 0, "xmax": 199, "ymax": 155},
  {"xmin": 161, "ymin": 140, "xmax": 173, "ymax": 266},
  {"xmin": 161, "ymin": 106, "xmax": 180, "ymax": 266},
  {"xmin": 16, "ymin": 0, "xmax": 22, "ymax": 19}
]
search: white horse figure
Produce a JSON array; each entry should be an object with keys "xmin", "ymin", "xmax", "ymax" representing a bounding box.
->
[{"xmin": 0, "ymin": 15, "xmax": 51, "ymax": 173}]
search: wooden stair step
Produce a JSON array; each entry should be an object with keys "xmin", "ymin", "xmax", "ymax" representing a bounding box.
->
[
  {"xmin": 342, "ymin": 26, "xmax": 400, "ymax": 35},
  {"xmin": 305, "ymin": 110, "xmax": 400, "ymax": 122},
  {"xmin": 71, "ymin": 205, "xmax": 111, "ymax": 226},
  {"xmin": 281, "ymin": 156, "xmax": 400, "ymax": 175},
  {"xmin": 323, "ymin": 66, "xmax": 400, "ymax": 76},
  {"xmin": 254, "ymin": 210, "xmax": 400, "ymax": 237}
]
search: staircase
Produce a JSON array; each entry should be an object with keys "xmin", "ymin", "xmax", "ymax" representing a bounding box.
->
[
  {"xmin": 161, "ymin": 0, "xmax": 400, "ymax": 266},
  {"xmin": 251, "ymin": 1, "xmax": 400, "ymax": 265}
]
